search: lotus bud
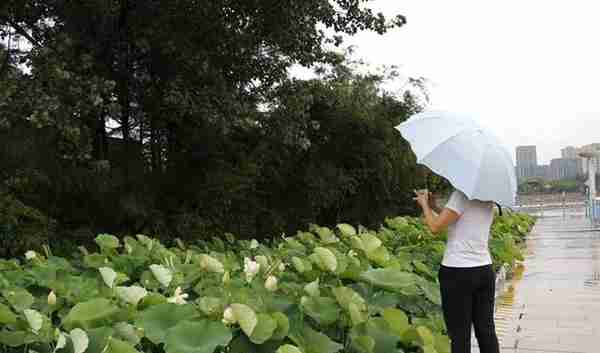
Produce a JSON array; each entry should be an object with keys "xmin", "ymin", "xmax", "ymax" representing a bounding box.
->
[
  {"xmin": 265, "ymin": 276, "xmax": 278, "ymax": 292},
  {"xmin": 25, "ymin": 251, "xmax": 37, "ymax": 260},
  {"xmin": 243, "ymin": 257, "xmax": 260, "ymax": 283},
  {"xmin": 222, "ymin": 307, "xmax": 236, "ymax": 325},
  {"xmin": 48, "ymin": 290, "xmax": 57, "ymax": 306},
  {"xmin": 249, "ymin": 239, "xmax": 259, "ymax": 249}
]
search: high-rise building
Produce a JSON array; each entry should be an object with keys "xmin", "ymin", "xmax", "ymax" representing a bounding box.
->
[
  {"xmin": 516, "ymin": 146, "xmax": 538, "ymax": 180},
  {"xmin": 516, "ymin": 146, "xmax": 537, "ymax": 167},
  {"xmin": 549, "ymin": 158, "xmax": 578, "ymax": 180}
]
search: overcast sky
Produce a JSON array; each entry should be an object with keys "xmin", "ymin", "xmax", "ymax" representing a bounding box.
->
[{"xmin": 297, "ymin": 0, "xmax": 600, "ymax": 164}]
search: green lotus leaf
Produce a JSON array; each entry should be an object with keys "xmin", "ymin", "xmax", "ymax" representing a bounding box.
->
[
  {"xmin": 284, "ymin": 238, "xmax": 306, "ymax": 251},
  {"xmin": 135, "ymin": 303, "xmax": 197, "ymax": 344},
  {"xmin": 349, "ymin": 302, "xmax": 367, "ymax": 326},
  {"xmin": 351, "ymin": 335, "xmax": 375, "ymax": 353},
  {"xmin": 275, "ymin": 344, "xmax": 303, "ymax": 353},
  {"xmin": 402, "ymin": 326, "xmax": 435, "ymax": 347},
  {"xmin": 314, "ymin": 226, "xmax": 338, "ymax": 244},
  {"xmin": 103, "ymin": 337, "xmax": 140, "ymax": 353},
  {"xmin": 351, "ymin": 318, "xmax": 401, "ymax": 353},
  {"xmin": 2, "ymin": 287, "xmax": 34, "ymax": 310},
  {"xmin": 95, "ymin": 234, "xmax": 120, "ymax": 250},
  {"xmin": 113, "ymin": 322, "xmax": 141, "ymax": 346},
  {"xmin": 271, "ymin": 312, "xmax": 290, "ymax": 341},
  {"xmin": 198, "ymin": 297, "xmax": 223, "ymax": 316},
  {"xmin": 0, "ymin": 330, "xmax": 38, "ymax": 347},
  {"xmin": 382, "ymin": 308, "xmax": 409, "ymax": 336},
  {"xmin": 361, "ymin": 233, "xmax": 382, "ymax": 253},
  {"xmin": 230, "ymin": 303, "xmax": 258, "ymax": 337},
  {"xmin": 359, "ymin": 269, "xmax": 419, "ymax": 294},
  {"xmin": 313, "ymin": 247, "xmax": 337, "ymax": 273},
  {"xmin": 63, "ymin": 298, "xmax": 120, "ymax": 330},
  {"xmin": 24, "ymin": 309, "xmax": 43, "ymax": 332},
  {"xmin": 300, "ymin": 296, "xmax": 339, "ymax": 326},
  {"xmin": 83, "ymin": 254, "xmax": 109, "ymax": 269},
  {"xmin": 303, "ymin": 279, "xmax": 320, "ymax": 297},
  {"xmin": 413, "ymin": 260, "xmax": 435, "ymax": 279},
  {"xmin": 80, "ymin": 327, "xmax": 114, "ymax": 353},
  {"xmin": 422, "ymin": 345, "xmax": 438, "ymax": 353},
  {"xmin": 365, "ymin": 246, "xmax": 391, "ymax": 266},
  {"xmin": 289, "ymin": 325, "xmax": 343, "ymax": 353},
  {"xmin": 164, "ymin": 320, "xmax": 232, "ymax": 353},
  {"xmin": 434, "ymin": 333, "xmax": 451, "ymax": 353},
  {"xmin": 249, "ymin": 313, "xmax": 277, "ymax": 344},
  {"xmin": 291, "ymin": 257, "xmax": 307, "ymax": 273},
  {"xmin": 417, "ymin": 279, "xmax": 441, "ymax": 305},
  {"xmin": 0, "ymin": 303, "xmax": 17, "ymax": 324},
  {"xmin": 336, "ymin": 223, "xmax": 357, "ymax": 237},
  {"xmin": 332, "ymin": 286, "xmax": 367, "ymax": 321},
  {"xmin": 350, "ymin": 236, "xmax": 364, "ymax": 251}
]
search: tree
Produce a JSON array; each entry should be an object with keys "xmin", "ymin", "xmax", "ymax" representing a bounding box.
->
[{"xmin": 1, "ymin": 1, "xmax": 425, "ymax": 248}]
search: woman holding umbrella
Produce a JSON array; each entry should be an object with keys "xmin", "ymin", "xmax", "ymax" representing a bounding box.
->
[{"xmin": 397, "ymin": 111, "xmax": 516, "ymax": 353}]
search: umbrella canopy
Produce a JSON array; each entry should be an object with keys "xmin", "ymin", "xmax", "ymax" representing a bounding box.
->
[{"xmin": 396, "ymin": 111, "xmax": 517, "ymax": 207}]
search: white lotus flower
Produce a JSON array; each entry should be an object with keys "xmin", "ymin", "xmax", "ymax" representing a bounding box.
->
[
  {"xmin": 149, "ymin": 264, "xmax": 172, "ymax": 287},
  {"xmin": 24, "ymin": 309, "xmax": 43, "ymax": 333},
  {"xmin": 222, "ymin": 307, "xmax": 236, "ymax": 325},
  {"xmin": 25, "ymin": 251, "xmax": 37, "ymax": 260},
  {"xmin": 198, "ymin": 254, "xmax": 225, "ymax": 273},
  {"xmin": 116, "ymin": 286, "xmax": 148, "ymax": 306},
  {"xmin": 70, "ymin": 329, "xmax": 89, "ymax": 353},
  {"xmin": 243, "ymin": 257, "xmax": 260, "ymax": 283},
  {"xmin": 167, "ymin": 287, "xmax": 189, "ymax": 305},
  {"xmin": 48, "ymin": 290, "xmax": 57, "ymax": 306},
  {"xmin": 99, "ymin": 267, "xmax": 117, "ymax": 288},
  {"xmin": 265, "ymin": 276, "xmax": 278, "ymax": 292},
  {"xmin": 249, "ymin": 239, "xmax": 259, "ymax": 249},
  {"xmin": 278, "ymin": 262, "xmax": 286, "ymax": 271}
]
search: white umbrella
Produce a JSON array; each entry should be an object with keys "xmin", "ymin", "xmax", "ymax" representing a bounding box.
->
[{"xmin": 395, "ymin": 110, "xmax": 517, "ymax": 207}]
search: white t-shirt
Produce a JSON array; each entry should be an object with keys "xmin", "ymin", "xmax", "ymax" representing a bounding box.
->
[{"xmin": 442, "ymin": 190, "xmax": 494, "ymax": 267}]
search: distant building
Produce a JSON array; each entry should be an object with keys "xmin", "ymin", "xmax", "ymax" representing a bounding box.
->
[
  {"xmin": 536, "ymin": 165, "xmax": 550, "ymax": 180},
  {"xmin": 561, "ymin": 146, "xmax": 578, "ymax": 159},
  {"xmin": 516, "ymin": 145, "xmax": 537, "ymax": 167},
  {"xmin": 516, "ymin": 145, "xmax": 538, "ymax": 181},
  {"xmin": 549, "ymin": 158, "xmax": 578, "ymax": 181}
]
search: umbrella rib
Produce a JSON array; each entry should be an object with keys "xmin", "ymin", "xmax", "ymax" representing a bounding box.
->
[{"xmin": 416, "ymin": 128, "xmax": 474, "ymax": 163}]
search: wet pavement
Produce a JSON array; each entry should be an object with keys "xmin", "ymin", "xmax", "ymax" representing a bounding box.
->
[{"xmin": 472, "ymin": 208, "xmax": 600, "ymax": 353}]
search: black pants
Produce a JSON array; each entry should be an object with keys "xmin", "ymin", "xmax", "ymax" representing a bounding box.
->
[{"xmin": 438, "ymin": 264, "xmax": 500, "ymax": 353}]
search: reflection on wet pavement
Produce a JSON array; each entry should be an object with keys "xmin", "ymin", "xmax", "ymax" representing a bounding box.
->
[{"xmin": 472, "ymin": 208, "xmax": 600, "ymax": 353}]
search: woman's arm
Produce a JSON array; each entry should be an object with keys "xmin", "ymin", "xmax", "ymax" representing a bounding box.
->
[{"xmin": 414, "ymin": 190, "xmax": 460, "ymax": 234}]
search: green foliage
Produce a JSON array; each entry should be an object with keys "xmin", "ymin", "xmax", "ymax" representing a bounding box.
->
[
  {"xmin": 0, "ymin": 0, "xmax": 422, "ymax": 246},
  {"xmin": 0, "ymin": 213, "xmax": 533, "ymax": 353},
  {"xmin": 518, "ymin": 178, "xmax": 582, "ymax": 194}
]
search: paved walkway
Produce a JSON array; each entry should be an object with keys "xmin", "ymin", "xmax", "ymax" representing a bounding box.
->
[{"xmin": 473, "ymin": 209, "xmax": 600, "ymax": 353}]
